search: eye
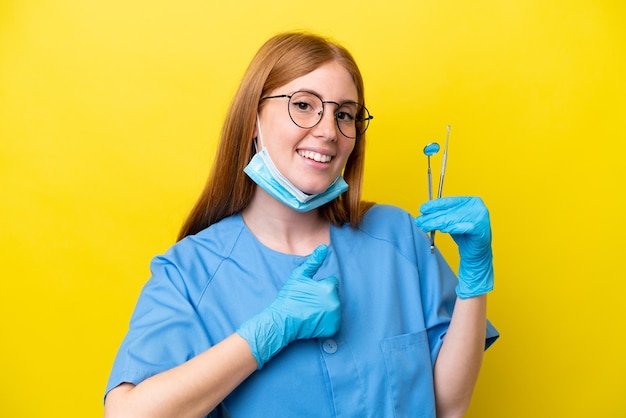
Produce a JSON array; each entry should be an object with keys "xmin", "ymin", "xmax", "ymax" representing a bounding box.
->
[
  {"xmin": 289, "ymin": 92, "xmax": 321, "ymax": 114},
  {"xmin": 335, "ymin": 111, "xmax": 355, "ymax": 122},
  {"xmin": 336, "ymin": 103, "xmax": 358, "ymax": 122},
  {"xmin": 293, "ymin": 101, "xmax": 313, "ymax": 111}
]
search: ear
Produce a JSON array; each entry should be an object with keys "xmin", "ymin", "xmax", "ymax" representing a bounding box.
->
[
  {"xmin": 253, "ymin": 115, "xmax": 264, "ymax": 150},
  {"xmin": 253, "ymin": 114, "xmax": 260, "ymax": 139},
  {"xmin": 251, "ymin": 137, "xmax": 259, "ymax": 153}
]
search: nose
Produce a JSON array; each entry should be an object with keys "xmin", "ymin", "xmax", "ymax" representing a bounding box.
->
[{"xmin": 311, "ymin": 108, "xmax": 338, "ymax": 141}]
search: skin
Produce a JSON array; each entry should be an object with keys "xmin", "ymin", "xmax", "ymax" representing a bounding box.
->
[
  {"xmin": 256, "ymin": 61, "xmax": 357, "ymax": 198},
  {"xmin": 104, "ymin": 60, "xmax": 487, "ymax": 417},
  {"xmin": 243, "ymin": 61, "xmax": 358, "ymax": 255},
  {"xmin": 434, "ymin": 295, "xmax": 487, "ymax": 417}
]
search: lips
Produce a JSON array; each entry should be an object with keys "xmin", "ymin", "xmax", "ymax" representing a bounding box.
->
[{"xmin": 297, "ymin": 149, "xmax": 333, "ymax": 163}]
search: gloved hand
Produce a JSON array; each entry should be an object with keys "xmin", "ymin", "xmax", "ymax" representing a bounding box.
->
[
  {"xmin": 237, "ymin": 244, "xmax": 341, "ymax": 369},
  {"xmin": 415, "ymin": 196, "xmax": 494, "ymax": 299}
]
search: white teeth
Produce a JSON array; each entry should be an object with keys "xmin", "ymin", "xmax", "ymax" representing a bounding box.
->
[{"xmin": 298, "ymin": 150, "xmax": 332, "ymax": 163}]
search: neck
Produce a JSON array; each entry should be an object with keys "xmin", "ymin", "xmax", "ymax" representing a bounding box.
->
[{"xmin": 241, "ymin": 187, "xmax": 330, "ymax": 255}]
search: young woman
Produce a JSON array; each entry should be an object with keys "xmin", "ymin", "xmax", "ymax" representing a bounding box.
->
[{"xmin": 104, "ymin": 31, "xmax": 498, "ymax": 418}]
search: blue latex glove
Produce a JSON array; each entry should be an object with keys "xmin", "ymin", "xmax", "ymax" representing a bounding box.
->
[
  {"xmin": 415, "ymin": 196, "xmax": 494, "ymax": 299},
  {"xmin": 237, "ymin": 244, "xmax": 341, "ymax": 369}
]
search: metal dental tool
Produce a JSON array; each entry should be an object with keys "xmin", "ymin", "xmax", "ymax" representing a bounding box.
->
[
  {"xmin": 423, "ymin": 142, "xmax": 440, "ymax": 254},
  {"xmin": 423, "ymin": 142, "xmax": 440, "ymax": 202},
  {"xmin": 424, "ymin": 125, "xmax": 451, "ymax": 254},
  {"xmin": 437, "ymin": 125, "xmax": 451, "ymax": 200}
]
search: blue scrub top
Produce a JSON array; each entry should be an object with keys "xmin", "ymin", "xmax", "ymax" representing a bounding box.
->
[{"xmin": 106, "ymin": 204, "xmax": 499, "ymax": 417}]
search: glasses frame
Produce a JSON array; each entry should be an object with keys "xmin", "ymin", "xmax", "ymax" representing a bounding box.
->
[{"xmin": 260, "ymin": 90, "xmax": 373, "ymax": 139}]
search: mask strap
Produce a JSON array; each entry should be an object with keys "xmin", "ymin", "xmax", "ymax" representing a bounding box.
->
[{"xmin": 255, "ymin": 115, "xmax": 265, "ymax": 151}]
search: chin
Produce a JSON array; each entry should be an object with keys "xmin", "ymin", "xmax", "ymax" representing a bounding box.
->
[
  {"xmin": 294, "ymin": 174, "xmax": 339, "ymax": 195},
  {"xmin": 301, "ymin": 188, "xmax": 325, "ymax": 196},
  {"xmin": 300, "ymin": 181, "xmax": 333, "ymax": 195}
]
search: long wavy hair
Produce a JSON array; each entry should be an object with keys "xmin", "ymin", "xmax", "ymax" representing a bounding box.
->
[{"xmin": 178, "ymin": 32, "xmax": 373, "ymax": 240}]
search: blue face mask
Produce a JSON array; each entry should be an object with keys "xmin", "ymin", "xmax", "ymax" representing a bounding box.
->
[{"xmin": 243, "ymin": 118, "xmax": 348, "ymax": 213}]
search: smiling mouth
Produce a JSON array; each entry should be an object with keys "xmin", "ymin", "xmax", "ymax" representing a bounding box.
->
[{"xmin": 297, "ymin": 150, "xmax": 333, "ymax": 163}]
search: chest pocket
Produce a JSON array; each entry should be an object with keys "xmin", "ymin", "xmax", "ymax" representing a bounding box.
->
[{"xmin": 380, "ymin": 330, "xmax": 436, "ymax": 418}]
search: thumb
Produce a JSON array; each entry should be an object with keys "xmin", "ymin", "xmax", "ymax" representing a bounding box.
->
[
  {"xmin": 319, "ymin": 274, "xmax": 340, "ymax": 290},
  {"xmin": 292, "ymin": 244, "xmax": 328, "ymax": 279}
]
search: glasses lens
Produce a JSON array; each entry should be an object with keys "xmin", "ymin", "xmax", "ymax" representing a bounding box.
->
[
  {"xmin": 355, "ymin": 105, "xmax": 371, "ymax": 137},
  {"xmin": 336, "ymin": 102, "xmax": 370, "ymax": 139},
  {"xmin": 288, "ymin": 92, "xmax": 323, "ymax": 129}
]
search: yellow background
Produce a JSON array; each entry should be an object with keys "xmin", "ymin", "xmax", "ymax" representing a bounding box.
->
[{"xmin": 1, "ymin": 1, "xmax": 625, "ymax": 416}]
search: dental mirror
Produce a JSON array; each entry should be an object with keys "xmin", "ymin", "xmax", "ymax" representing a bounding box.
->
[
  {"xmin": 423, "ymin": 142, "xmax": 440, "ymax": 157},
  {"xmin": 423, "ymin": 142, "xmax": 440, "ymax": 202}
]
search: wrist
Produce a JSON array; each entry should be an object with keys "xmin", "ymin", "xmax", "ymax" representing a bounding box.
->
[
  {"xmin": 456, "ymin": 250, "xmax": 494, "ymax": 299},
  {"xmin": 236, "ymin": 309, "xmax": 287, "ymax": 369}
]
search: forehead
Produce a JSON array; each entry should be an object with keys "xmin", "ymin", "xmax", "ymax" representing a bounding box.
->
[{"xmin": 272, "ymin": 61, "xmax": 358, "ymax": 102}]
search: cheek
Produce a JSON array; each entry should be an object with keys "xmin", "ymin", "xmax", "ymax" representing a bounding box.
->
[
  {"xmin": 339, "ymin": 141, "xmax": 357, "ymax": 162},
  {"xmin": 258, "ymin": 108, "xmax": 298, "ymax": 147}
]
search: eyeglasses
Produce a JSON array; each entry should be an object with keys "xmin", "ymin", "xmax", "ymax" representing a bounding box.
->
[{"xmin": 260, "ymin": 90, "xmax": 373, "ymax": 139}]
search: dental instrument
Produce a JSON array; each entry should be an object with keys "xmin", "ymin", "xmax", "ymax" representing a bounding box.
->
[
  {"xmin": 423, "ymin": 142, "xmax": 440, "ymax": 202},
  {"xmin": 424, "ymin": 125, "xmax": 451, "ymax": 254},
  {"xmin": 437, "ymin": 125, "xmax": 451, "ymax": 200}
]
